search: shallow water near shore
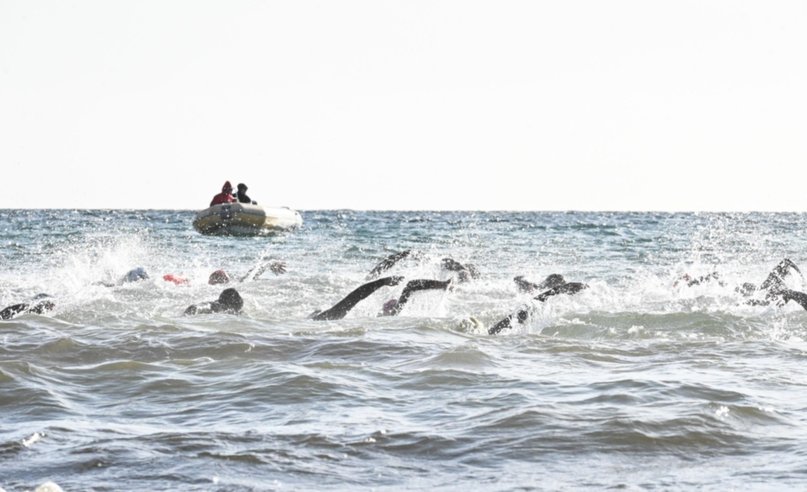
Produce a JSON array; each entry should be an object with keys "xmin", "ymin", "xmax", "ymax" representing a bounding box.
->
[{"xmin": 3, "ymin": 210, "xmax": 807, "ymax": 490}]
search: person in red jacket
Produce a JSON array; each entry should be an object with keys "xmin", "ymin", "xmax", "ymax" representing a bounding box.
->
[{"xmin": 209, "ymin": 181, "xmax": 236, "ymax": 206}]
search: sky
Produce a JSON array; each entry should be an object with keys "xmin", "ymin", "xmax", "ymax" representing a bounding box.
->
[{"xmin": 1, "ymin": 0, "xmax": 806, "ymax": 211}]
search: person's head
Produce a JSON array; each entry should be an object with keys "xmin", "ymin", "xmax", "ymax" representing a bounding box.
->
[
  {"xmin": 222, "ymin": 181, "xmax": 233, "ymax": 192},
  {"xmin": 123, "ymin": 267, "xmax": 149, "ymax": 283},
  {"xmin": 380, "ymin": 298, "xmax": 399, "ymax": 317},
  {"xmin": 538, "ymin": 274, "xmax": 565, "ymax": 290},
  {"xmin": 208, "ymin": 269, "xmax": 230, "ymax": 285},
  {"xmin": 213, "ymin": 288, "xmax": 243, "ymax": 313},
  {"xmin": 237, "ymin": 183, "xmax": 248, "ymax": 192}
]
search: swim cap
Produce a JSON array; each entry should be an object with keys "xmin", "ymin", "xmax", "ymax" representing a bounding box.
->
[
  {"xmin": 208, "ymin": 269, "xmax": 230, "ymax": 285},
  {"xmin": 163, "ymin": 274, "xmax": 189, "ymax": 285},
  {"xmin": 123, "ymin": 267, "xmax": 149, "ymax": 283},
  {"xmin": 381, "ymin": 299, "xmax": 399, "ymax": 316},
  {"xmin": 216, "ymin": 288, "xmax": 243, "ymax": 312},
  {"xmin": 538, "ymin": 274, "xmax": 565, "ymax": 290}
]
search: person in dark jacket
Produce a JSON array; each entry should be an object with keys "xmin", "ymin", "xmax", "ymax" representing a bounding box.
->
[{"xmin": 236, "ymin": 183, "xmax": 256, "ymax": 204}]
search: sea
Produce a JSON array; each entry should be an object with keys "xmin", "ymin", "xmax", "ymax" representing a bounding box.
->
[{"xmin": 2, "ymin": 209, "xmax": 807, "ymax": 491}]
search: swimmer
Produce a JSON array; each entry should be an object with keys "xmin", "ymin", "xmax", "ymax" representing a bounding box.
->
[
  {"xmin": 0, "ymin": 294, "xmax": 55, "ymax": 320},
  {"xmin": 673, "ymin": 271, "xmax": 723, "ymax": 288},
  {"xmin": 367, "ymin": 249, "xmax": 478, "ymax": 283},
  {"xmin": 380, "ymin": 279, "xmax": 453, "ymax": 316},
  {"xmin": 672, "ymin": 259, "xmax": 807, "ymax": 311},
  {"xmin": 184, "ymin": 288, "xmax": 244, "ymax": 315},
  {"xmin": 440, "ymin": 258, "xmax": 480, "ymax": 283},
  {"xmin": 95, "ymin": 267, "xmax": 150, "ymax": 287},
  {"xmin": 513, "ymin": 273, "xmax": 566, "ymax": 293},
  {"xmin": 311, "ymin": 276, "xmax": 452, "ymax": 320},
  {"xmin": 739, "ymin": 258, "xmax": 807, "ymax": 309},
  {"xmin": 206, "ymin": 259, "xmax": 287, "ymax": 285},
  {"xmin": 489, "ymin": 275, "xmax": 588, "ymax": 335},
  {"xmin": 123, "ymin": 267, "xmax": 149, "ymax": 283}
]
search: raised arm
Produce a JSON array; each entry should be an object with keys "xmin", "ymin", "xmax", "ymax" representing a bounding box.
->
[
  {"xmin": 313, "ymin": 276, "xmax": 404, "ymax": 320},
  {"xmin": 383, "ymin": 279, "xmax": 451, "ymax": 316},
  {"xmin": 367, "ymin": 250, "xmax": 413, "ymax": 279},
  {"xmin": 534, "ymin": 282, "xmax": 588, "ymax": 302},
  {"xmin": 239, "ymin": 259, "xmax": 287, "ymax": 282},
  {"xmin": 760, "ymin": 258, "xmax": 803, "ymax": 291}
]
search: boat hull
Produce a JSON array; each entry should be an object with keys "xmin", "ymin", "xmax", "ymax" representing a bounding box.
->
[{"xmin": 192, "ymin": 203, "xmax": 303, "ymax": 236}]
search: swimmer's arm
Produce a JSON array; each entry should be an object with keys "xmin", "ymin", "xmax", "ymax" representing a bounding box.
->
[
  {"xmin": 240, "ymin": 260, "xmax": 287, "ymax": 282},
  {"xmin": 488, "ymin": 309, "xmax": 530, "ymax": 335},
  {"xmin": 534, "ymin": 282, "xmax": 588, "ymax": 302},
  {"xmin": 313, "ymin": 276, "xmax": 404, "ymax": 320},
  {"xmin": 0, "ymin": 303, "xmax": 29, "ymax": 320},
  {"xmin": 390, "ymin": 279, "xmax": 452, "ymax": 316},
  {"xmin": 781, "ymin": 289, "xmax": 807, "ymax": 311},
  {"xmin": 367, "ymin": 250, "xmax": 412, "ymax": 279}
]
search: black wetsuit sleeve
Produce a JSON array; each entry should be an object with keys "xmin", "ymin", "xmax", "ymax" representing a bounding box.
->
[
  {"xmin": 534, "ymin": 282, "xmax": 588, "ymax": 302},
  {"xmin": 387, "ymin": 279, "xmax": 451, "ymax": 316},
  {"xmin": 367, "ymin": 251, "xmax": 412, "ymax": 279},
  {"xmin": 313, "ymin": 276, "xmax": 403, "ymax": 320},
  {"xmin": 488, "ymin": 309, "xmax": 530, "ymax": 335},
  {"xmin": 781, "ymin": 289, "xmax": 807, "ymax": 311},
  {"xmin": 513, "ymin": 276, "xmax": 539, "ymax": 293},
  {"xmin": 760, "ymin": 259, "xmax": 801, "ymax": 292},
  {"xmin": 0, "ymin": 303, "xmax": 29, "ymax": 320}
]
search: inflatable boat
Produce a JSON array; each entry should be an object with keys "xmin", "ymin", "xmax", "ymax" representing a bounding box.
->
[{"xmin": 192, "ymin": 203, "xmax": 303, "ymax": 236}]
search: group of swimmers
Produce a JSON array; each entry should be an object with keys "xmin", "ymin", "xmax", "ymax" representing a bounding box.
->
[{"xmin": 3, "ymin": 252, "xmax": 807, "ymax": 335}]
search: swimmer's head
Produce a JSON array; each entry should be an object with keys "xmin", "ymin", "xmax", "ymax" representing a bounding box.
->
[
  {"xmin": 214, "ymin": 288, "xmax": 243, "ymax": 312},
  {"xmin": 380, "ymin": 298, "xmax": 399, "ymax": 317},
  {"xmin": 538, "ymin": 274, "xmax": 565, "ymax": 290},
  {"xmin": 208, "ymin": 270, "xmax": 230, "ymax": 285},
  {"xmin": 123, "ymin": 267, "xmax": 149, "ymax": 283},
  {"xmin": 737, "ymin": 282, "xmax": 757, "ymax": 297}
]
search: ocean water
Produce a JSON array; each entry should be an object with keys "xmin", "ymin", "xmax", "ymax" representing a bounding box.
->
[{"xmin": 2, "ymin": 209, "xmax": 807, "ymax": 491}]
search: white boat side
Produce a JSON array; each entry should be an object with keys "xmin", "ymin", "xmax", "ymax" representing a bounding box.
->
[{"xmin": 192, "ymin": 203, "xmax": 303, "ymax": 235}]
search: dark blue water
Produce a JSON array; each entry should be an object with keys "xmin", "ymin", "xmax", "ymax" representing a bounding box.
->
[{"xmin": 2, "ymin": 210, "xmax": 807, "ymax": 490}]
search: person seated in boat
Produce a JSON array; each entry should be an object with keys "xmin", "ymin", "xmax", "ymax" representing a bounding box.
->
[
  {"xmin": 1, "ymin": 294, "xmax": 55, "ymax": 320},
  {"xmin": 184, "ymin": 288, "xmax": 244, "ymax": 315},
  {"xmin": 310, "ymin": 276, "xmax": 452, "ymax": 320},
  {"xmin": 236, "ymin": 183, "xmax": 257, "ymax": 205},
  {"xmin": 488, "ymin": 275, "xmax": 589, "ymax": 335},
  {"xmin": 210, "ymin": 181, "xmax": 236, "ymax": 207}
]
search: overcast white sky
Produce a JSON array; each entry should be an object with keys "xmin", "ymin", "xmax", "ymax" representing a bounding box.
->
[{"xmin": 1, "ymin": 1, "xmax": 806, "ymax": 211}]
